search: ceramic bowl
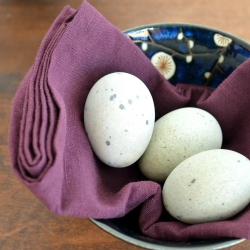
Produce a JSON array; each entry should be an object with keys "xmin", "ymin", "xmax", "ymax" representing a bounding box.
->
[{"xmin": 91, "ymin": 23, "xmax": 250, "ymax": 249}]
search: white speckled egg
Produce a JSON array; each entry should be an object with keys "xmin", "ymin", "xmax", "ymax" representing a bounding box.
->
[
  {"xmin": 84, "ymin": 72, "xmax": 155, "ymax": 168},
  {"xmin": 138, "ymin": 107, "xmax": 222, "ymax": 182},
  {"xmin": 162, "ymin": 149, "xmax": 250, "ymax": 224}
]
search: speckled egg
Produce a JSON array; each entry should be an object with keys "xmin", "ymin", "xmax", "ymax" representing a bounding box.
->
[
  {"xmin": 162, "ymin": 149, "xmax": 250, "ymax": 224},
  {"xmin": 138, "ymin": 107, "xmax": 223, "ymax": 182},
  {"xmin": 84, "ymin": 72, "xmax": 155, "ymax": 168}
]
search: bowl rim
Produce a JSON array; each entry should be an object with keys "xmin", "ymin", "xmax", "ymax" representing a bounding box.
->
[
  {"xmin": 90, "ymin": 218, "xmax": 245, "ymax": 250},
  {"xmin": 123, "ymin": 22, "xmax": 250, "ymax": 49}
]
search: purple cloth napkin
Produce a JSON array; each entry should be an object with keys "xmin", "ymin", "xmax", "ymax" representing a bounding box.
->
[{"xmin": 9, "ymin": 0, "xmax": 250, "ymax": 242}]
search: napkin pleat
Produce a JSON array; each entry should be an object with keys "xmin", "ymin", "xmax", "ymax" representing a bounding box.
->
[
  {"xmin": 17, "ymin": 8, "xmax": 72, "ymax": 181},
  {"xmin": 9, "ymin": 0, "xmax": 250, "ymax": 242}
]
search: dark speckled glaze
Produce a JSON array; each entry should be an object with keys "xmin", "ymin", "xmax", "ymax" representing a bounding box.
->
[{"xmin": 91, "ymin": 23, "xmax": 250, "ymax": 249}]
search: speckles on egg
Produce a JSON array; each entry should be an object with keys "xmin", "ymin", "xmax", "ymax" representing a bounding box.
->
[
  {"xmin": 162, "ymin": 149, "xmax": 250, "ymax": 224},
  {"xmin": 119, "ymin": 104, "xmax": 125, "ymax": 110},
  {"xmin": 188, "ymin": 179, "xmax": 196, "ymax": 186},
  {"xmin": 110, "ymin": 94, "xmax": 117, "ymax": 101},
  {"xmin": 84, "ymin": 72, "xmax": 155, "ymax": 168},
  {"xmin": 138, "ymin": 107, "xmax": 223, "ymax": 182}
]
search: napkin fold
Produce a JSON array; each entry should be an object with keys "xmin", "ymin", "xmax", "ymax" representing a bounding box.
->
[{"xmin": 9, "ymin": 0, "xmax": 250, "ymax": 242}]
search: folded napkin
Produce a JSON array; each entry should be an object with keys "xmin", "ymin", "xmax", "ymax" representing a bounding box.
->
[{"xmin": 9, "ymin": 0, "xmax": 250, "ymax": 242}]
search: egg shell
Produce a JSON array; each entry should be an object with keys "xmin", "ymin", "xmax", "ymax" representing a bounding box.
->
[
  {"xmin": 84, "ymin": 72, "xmax": 155, "ymax": 168},
  {"xmin": 138, "ymin": 107, "xmax": 223, "ymax": 182},
  {"xmin": 162, "ymin": 149, "xmax": 250, "ymax": 224}
]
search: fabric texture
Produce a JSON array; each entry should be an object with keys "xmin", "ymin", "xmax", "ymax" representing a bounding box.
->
[{"xmin": 9, "ymin": 0, "xmax": 250, "ymax": 242}]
